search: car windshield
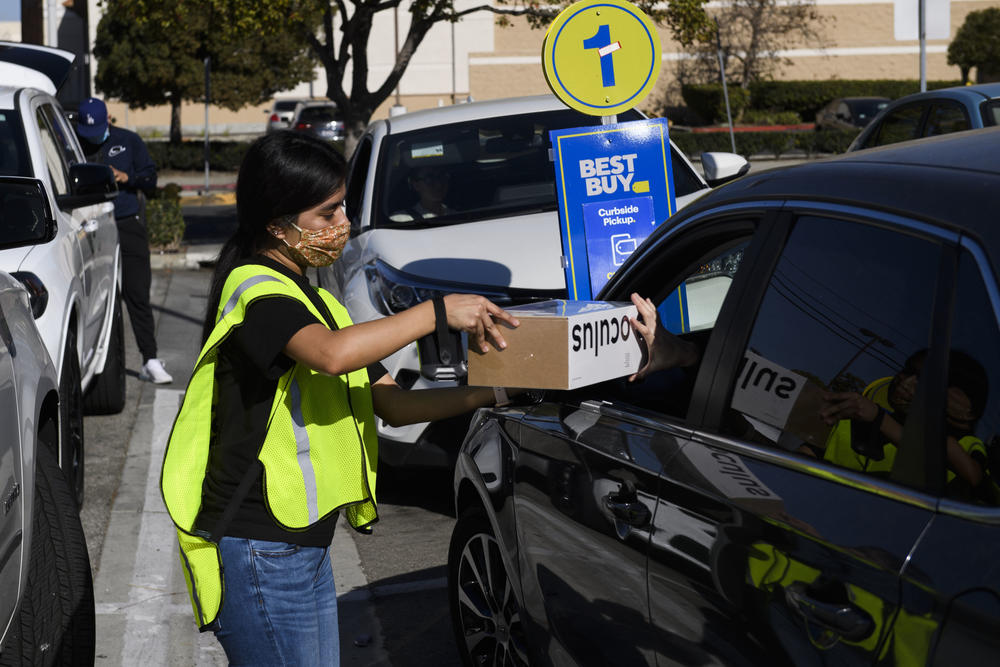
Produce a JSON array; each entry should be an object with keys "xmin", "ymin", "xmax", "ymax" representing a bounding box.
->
[
  {"xmin": 849, "ymin": 99, "xmax": 889, "ymax": 121},
  {"xmin": 982, "ymin": 99, "xmax": 1000, "ymax": 126},
  {"xmin": 0, "ymin": 109, "xmax": 31, "ymax": 178},
  {"xmin": 374, "ymin": 108, "xmax": 703, "ymax": 228},
  {"xmin": 299, "ymin": 106, "xmax": 340, "ymax": 123}
]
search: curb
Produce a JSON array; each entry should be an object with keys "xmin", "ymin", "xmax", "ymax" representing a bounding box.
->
[
  {"xmin": 180, "ymin": 191, "xmax": 236, "ymax": 206},
  {"xmin": 150, "ymin": 244, "xmax": 221, "ymax": 271}
]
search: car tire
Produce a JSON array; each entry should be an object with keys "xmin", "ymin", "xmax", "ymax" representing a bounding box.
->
[
  {"xmin": 448, "ymin": 508, "xmax": 529, "ymax": 667},
  {"xmin": 83, "ymin": 294, "xmax": 126, "ymax": 415},
  {"xmin": 0, "ymin": 419, "xmax": 95, "ymax": 666},
  {"xmin": 58, "ymin": 331, "xmax": 85, "ymax": 507}
]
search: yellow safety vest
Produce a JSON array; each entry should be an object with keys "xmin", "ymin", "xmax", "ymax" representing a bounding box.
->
[{"xmin": 160, "ymin": 264, "xmax": 378, "ymax": 630}]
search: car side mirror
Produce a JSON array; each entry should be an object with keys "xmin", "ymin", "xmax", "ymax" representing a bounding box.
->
[
  {"xmin": 56, "ymin": 163, "xmax": 117, "ymax": 210},
  {"xmin": 702, "ymin": 152, "xmax": 751, "ymax": 188},
  {"xmin": 0, "ymin": 177, "xmax": 57, "ymax": 249}
]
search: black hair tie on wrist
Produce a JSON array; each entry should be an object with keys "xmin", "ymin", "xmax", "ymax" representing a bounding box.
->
[{"xmin": 432, "ymin": 296, "xmax": 451, "ymax": 364}]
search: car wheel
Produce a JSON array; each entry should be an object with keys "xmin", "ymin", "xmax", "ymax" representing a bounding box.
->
[
  {"xmin": 83, "ymin": 294, "xmax": 127, "ymax": 415},
  {"xmin": 0, "ymin": 418, "xmax": 95, "ymax": 665},
  {"xmin": 59, "ymin": 331, "xmax": 85, "ymax": 507},
  {"xmin": 448, "ymin": 509, "xmax": 529, "ymax": 667}
]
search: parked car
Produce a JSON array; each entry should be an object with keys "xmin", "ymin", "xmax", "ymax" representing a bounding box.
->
[
  {"xmin": 0, "ymin": 41, "xmax": 123, "ymax": 506},
  {"xmin": 319, "ymin": 94, "xmax": 749, "ymax": 468},
  {"xmin": 0, "ymin": 218, "xmax": 95, "ymax": 662},
  {"xmin": 848, "ymin": 82, "xmax": 1000, "ymax": 151},
  {"xmin": 814, "ymin": 96, "xmax": 889, "ymax": 131},
  {"xmin": 290, "ymin": 101, "xmax": 345, "ymax": 142},
  {"xmin": 265, "ymin": 98, "xmax": 306, "ymax": 133},
  {"xmin": 448, "ymin": 126, "xmax": 1000, "ymax": 666}
]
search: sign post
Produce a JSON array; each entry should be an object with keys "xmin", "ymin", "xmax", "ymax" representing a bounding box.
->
[{"xmin": 542, "ymin": 0, "xmax": 674, "ymax": 300}]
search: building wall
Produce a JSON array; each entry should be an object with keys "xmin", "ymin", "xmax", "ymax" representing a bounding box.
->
[{"xmin": 87, "ymin": 0, "xmax": 1000, "ymax": 135}]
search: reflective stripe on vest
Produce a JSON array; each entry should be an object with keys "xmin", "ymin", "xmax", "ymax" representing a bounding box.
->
[{"xmin": 160, "ymin": 264, "xmax": 378, "ymax": 630}]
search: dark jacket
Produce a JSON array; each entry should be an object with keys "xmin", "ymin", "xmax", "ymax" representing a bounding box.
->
[{"xmin": 80, "ymin": 125, "xmax": 157, "ymax": 219}]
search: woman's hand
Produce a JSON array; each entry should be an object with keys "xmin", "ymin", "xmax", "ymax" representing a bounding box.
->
[
  {"xmin": 442, "ymin": 294, "xmax": 520, "ymax": 353},
  {"xmin": 819, "ymin": 391, "xmax": 880, "ymax": 425},
  {"xmin": 627, "ymin": 292, "xmax": 699, "ymax": 382}
]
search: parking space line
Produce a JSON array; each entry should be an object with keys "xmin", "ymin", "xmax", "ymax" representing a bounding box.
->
[{"xmin": 117, "ymin": 388, "xmax": 184, "ymax": 664}]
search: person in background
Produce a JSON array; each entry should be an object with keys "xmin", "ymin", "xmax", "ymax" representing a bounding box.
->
[{"xmin": 75, "ymin": 97, "xmax": 172, "ymax": 384}]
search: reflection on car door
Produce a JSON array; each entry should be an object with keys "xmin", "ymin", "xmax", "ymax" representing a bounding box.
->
[{"xmin": 514, "ymin": 400, "xmax": 683, "ymax": 666}]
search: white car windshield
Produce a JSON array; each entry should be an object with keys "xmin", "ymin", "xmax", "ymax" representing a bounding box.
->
[{"xmin": 374, "ymin": 108, "xmax": 703, "ymax": 228}]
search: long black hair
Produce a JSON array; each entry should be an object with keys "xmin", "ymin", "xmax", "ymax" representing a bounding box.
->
[{"xmin": 201, "ymin": 131, "xmax": 347, "ymax": 343}]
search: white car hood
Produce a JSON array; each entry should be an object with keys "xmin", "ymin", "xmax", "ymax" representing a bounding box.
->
[{"xmin": 359, "ymin": 212, "xmax": 567, "ymax": 292}]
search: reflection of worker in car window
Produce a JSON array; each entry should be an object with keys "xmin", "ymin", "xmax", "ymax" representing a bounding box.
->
[
  {"xmin": 390, "ymin": 165, "xmax": 453, "ymax": 222},
  {"xmin": 820, "ymin": 348, "xmax": 990, "ymax": 493}
]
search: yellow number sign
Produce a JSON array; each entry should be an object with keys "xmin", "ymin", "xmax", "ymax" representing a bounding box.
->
[{"xmin": 542, "ymin": 0, "xmax": 662, "ymax": 116}]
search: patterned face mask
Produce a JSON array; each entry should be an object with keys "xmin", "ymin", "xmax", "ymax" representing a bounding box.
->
[{"xmin": 282, "ymin": 219, "xmax": 350, "ymax": 267}]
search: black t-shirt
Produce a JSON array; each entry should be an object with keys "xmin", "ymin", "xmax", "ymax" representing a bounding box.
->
[{"xmin": 194, "ymin": 257, "xmax": 387, "ymax": 546}]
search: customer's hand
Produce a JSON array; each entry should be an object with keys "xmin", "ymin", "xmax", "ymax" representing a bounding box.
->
[
  {"xmin": 627, "ymin": 292, "xmax": 700, "ymax": 382},
  {"xmin": 443, "ymin": 294, "xmax": 520, "ymax": 353}
]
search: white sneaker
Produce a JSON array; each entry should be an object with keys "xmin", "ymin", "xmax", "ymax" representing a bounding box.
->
[{"xmin": 140, "ymin": 358, "xmax": 173, "ymax": 384}]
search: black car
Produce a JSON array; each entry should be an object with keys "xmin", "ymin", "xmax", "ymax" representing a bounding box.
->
[
  {"xmin": 448, "ymin": 127, "xmax": 1000, "ymax": 666},
  {"xmin": 814, "ymin": 96, "xmax": 889, "ymax": 131}
]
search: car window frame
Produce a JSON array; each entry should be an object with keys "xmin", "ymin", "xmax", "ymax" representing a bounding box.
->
[
  {"xmin": 694, "ymin": 200, "xmax": 986, "ymax": 505},
  {"xmin": 345, "ymin": 134, "xmax": 373, "ymax": 232},
  {"xmin": 34, "ymin": 102, "xmax": 71, "ymax": 196},
  {"xmin": 980, "ymin": 99, "xmax": 1000, "ymax": 127}
]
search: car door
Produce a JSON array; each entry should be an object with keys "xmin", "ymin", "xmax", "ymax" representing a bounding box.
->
[
  {"xmin": 895, "ymin": 239, "xmax": 1000, "ymax": 665},
  {"xmin": 0, "ymin": 290, "xmax": 23, "ymax": 636},
  {"xmin": 598, "ymin": 207, "xmax": 782, "ymax": 665},
  {"xmin": 658, "ymin": 208, "xmax": 954, "ymax": 665},
  {"xmin": 513, "ymin": 398, "xmax": 682, "ymax": 667},
  {"xmin": 33, "ymin": 100, "xmax": 113, "ymax": 363}
]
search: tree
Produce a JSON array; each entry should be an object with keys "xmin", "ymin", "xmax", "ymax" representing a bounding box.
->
[
  {"xmin": 121, "ymin": 0, "xmax": 715, "ymax": 155},
  {"xmin": 948, "ymin": 8, "xmax": 1000, "ymax": 84},
  {"xmin": 93, "ymin": 1, "xmax": 317, "ymax": 143},
  {"xmin": 678, "ymin": 0, "xmax": 826, "ymax": 89}
]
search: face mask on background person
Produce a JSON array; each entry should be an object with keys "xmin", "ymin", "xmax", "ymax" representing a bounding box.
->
[{"xmin": 282, "ymin": 219, "xmax": 350, "ymax": 267}]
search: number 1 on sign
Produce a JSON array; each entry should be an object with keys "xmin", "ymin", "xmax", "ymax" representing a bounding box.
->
[{"xmin": 583, "ymin": 24, "xmax": 619, "ymax": 87}]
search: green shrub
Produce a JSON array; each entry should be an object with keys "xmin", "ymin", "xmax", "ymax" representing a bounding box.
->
[
  {"xmin": 740, "ymin": 109, "xmax": 803, "ymax": 125},
  {"xmin": 671, "ymin": 127, "xmax": 859, "ymax": 159},
  {"xmin": 681, "ymin": 84, "xmax": 751, "ymax": 124},
  {"xmin": 146, "ymin": 198, "xmax": 186, "ymax": 250},
  {"xmin": 747, "ymin": 80, "xmax": 962, "ymax": 121}
]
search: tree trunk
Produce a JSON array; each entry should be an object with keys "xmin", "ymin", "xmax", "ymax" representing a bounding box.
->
[
  {"xmin": 170, "ymin": 98, "xmax": 182, "ymax": 145},
  {"xmin": 342, "ymin": 116, "xmax": 369, "ymax": 160}
]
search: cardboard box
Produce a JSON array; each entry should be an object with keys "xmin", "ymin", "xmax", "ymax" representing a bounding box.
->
[{"xmin": 468, "ymin": 300, "xmax": 646, "ymax": 390}]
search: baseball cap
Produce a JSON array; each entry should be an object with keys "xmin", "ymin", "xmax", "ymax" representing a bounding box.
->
[{"xmin": 77, "ymin": 97, "xmax": 109, "ymax": 141}]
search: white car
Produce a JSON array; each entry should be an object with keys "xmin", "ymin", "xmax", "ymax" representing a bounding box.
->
[
  {"xmin": 0, "ymin": 42, "xmax": 123, "ymax": 504},
  {"xmin": 0, "ymin": 238, "xmax": 94, "ymax": 661},
  {"xmin": 319, "ymin": 94, "xmax": 748, "ymax": 467}
]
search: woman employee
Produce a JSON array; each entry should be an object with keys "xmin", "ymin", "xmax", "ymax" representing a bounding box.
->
[{"xmin": 161, "ymin": 131, "xmax": 518, "ymax": 665}]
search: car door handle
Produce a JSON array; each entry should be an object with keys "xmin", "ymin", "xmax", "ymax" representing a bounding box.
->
[
  {"xmin": 603, "ymin": 493, "xmax": 651, "ymax": 527},
  {"xmin": 784, "ymin": 581, "xmax": 875, "ymax": 642},
  {"xmin": 83, "ymin": 219, "xmax": 99, "ymax": 233}
]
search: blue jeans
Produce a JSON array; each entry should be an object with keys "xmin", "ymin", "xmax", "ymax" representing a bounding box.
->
[{"xmin": 214, "ymin": 537, "xmax": 339, "ymax": 666}]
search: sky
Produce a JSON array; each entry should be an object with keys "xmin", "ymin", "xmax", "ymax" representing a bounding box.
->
[{"xmin": 0, "ymin": 4, "xmax": 19, "ymax": 22}]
